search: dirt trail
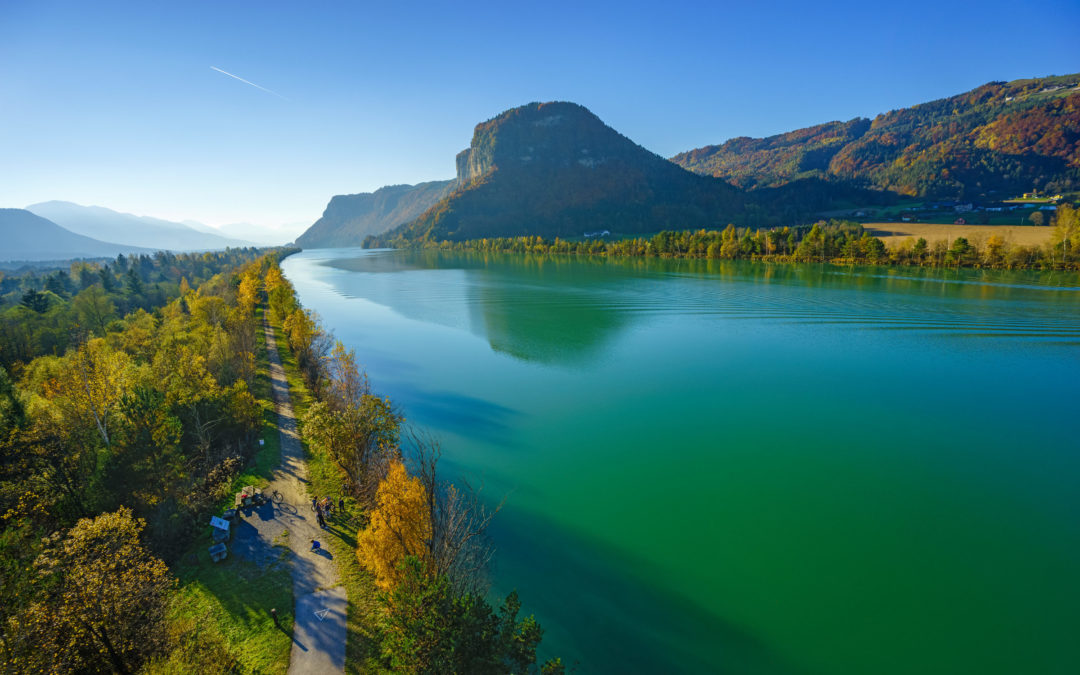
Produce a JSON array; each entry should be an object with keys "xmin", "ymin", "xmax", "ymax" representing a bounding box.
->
[{"xmin": 257, "ymin": 319, "xmax": 346, "ymax": 674}]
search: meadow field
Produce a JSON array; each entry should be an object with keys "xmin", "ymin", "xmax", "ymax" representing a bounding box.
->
[{"xmin": 863, "ymin": 222, "xmax": 1054, "ymax": 247}]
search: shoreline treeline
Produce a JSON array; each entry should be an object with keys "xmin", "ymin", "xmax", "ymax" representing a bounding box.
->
[
  {"xmin": 267, "ymin": 260, "xmax": 564, "ymax": 674},
  {"xmin": 382, "ymin": 204, "xmax": 1080, "ymax": 270}
]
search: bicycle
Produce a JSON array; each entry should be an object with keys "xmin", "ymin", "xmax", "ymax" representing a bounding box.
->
[{"xmin": 271, "ymin": 489, "xmax": 284, "ymax": 504}]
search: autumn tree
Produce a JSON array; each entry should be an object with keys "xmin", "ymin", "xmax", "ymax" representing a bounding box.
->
[
  {"xmin": 265, "ymin": 263, "xmax": 297, "ymax": 322},
  {"xmin": 1050, "ymin": 203, "xmax": 1079, "ymax": 264},
  {"xmin": 3, "ymin": 508, "xmax": 174, "ymax": 674},
  {"xmin": 283, "ymin": 307, "xmax": 332, "ymax": 393},
  {"xmin": 236, "ymin": 268, "xmax": 261, "ymax": 316},
  {"xmin": 357, "ymin": 460, "xmax": 431, "ymax": 591},
  {"xmin": 984, "ymin": 235, "xmax": 1007, "ymax": 265},
  {"xmin": 719, "ymin": 223, "xmax": 739, "ymax": 259},
  {"xmin": 40, "ymin": 338, "xmax": 135, "ymax": 448}
]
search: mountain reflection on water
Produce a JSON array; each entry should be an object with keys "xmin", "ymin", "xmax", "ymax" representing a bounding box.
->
[{"xmin": 323, "ymin": 250, "xmax": 1080, "ymax": 365}]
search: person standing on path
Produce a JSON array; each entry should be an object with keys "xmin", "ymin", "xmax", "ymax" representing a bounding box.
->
[{"xmin": 317, "ymin": 510, "xmax": 326, "ymax": 529}]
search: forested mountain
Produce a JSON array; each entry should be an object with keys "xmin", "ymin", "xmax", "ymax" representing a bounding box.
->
[
  {"xmin": 0, "ymin": 208, "xmax": 153, "ymax": 261},
  {"xmin": 26, "ymin": 201, "xmax": 254, "ymax": 251},
  {"xmin": 296, "ymin": 181, "xmax": 454, "ymax": 248},
  {"xmin": 672, "ymin": 74, "xmax": 1080, "ymax": 200},
  {"xmin": 370, "ymin": 102, "xmax": 747, "ymax": 244}
]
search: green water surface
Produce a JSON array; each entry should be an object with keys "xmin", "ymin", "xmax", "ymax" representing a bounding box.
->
[{"xmin": 282, "ymin": 250, "xmax": 1080, "ymax": 674}]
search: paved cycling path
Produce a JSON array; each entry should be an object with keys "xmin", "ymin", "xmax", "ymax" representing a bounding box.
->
[{"xmin": 261, "ymin": 319, "xmax": 346, "ymax": 675}]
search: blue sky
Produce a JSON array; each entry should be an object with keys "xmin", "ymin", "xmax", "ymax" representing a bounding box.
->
[{"xmin": 1, "ymin": 0, "xmax": 1077, "ymax": 231}]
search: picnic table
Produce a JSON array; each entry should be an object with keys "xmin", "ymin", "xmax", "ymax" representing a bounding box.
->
[
  {"xmin": 208, "ymin": 543, "xmax": 228, "ymax": 562},
  {"xmin": 210, "ymin": 515, "xmax": 231, "ymax": 543},
  {"xmin": 234, "ymin": 485, "xmax": 264, "ymax": 508}
]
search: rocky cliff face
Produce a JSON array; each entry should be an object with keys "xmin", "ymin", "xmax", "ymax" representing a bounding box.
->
[
  {"xmin": 453, "ymin": 102, "xmax": 660, "ymax": 179},
  {"xmin": 374, "ymin": 101, "xmax": 745, "ymax": 243},
  {"xmin": 296, "ymin": 180, "xmax": 454, "ymax": 248}
]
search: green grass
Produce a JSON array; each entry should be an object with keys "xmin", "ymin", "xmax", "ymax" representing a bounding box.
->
[
  {"xmin": 149, "ymin": 533, "xmax": 294, "ymax": 674},
  {"xmin": 151, "ymin": 307, "xmax": 292, "ymax": 673},
  {"xmin": 266, "ymin": 314, "xmax": 387, "ymax": 674}
]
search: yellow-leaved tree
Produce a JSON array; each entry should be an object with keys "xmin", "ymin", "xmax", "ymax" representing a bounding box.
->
[
  {"xmin": 357, "ymin": 460, "xmax": 432, "ymax": 591},
  {"xmin": 39, "ymin": 337, "xmax": 134, "ymax": 448},
  {"xmin": 236, "ymin": 268, "xmax": 261, "ymax": 316},
  {"xmin": 3, "ymin": 508, "xmax": 174, "ymax": 674}
]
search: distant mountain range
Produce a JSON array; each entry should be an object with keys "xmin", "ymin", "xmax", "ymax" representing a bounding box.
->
[
  {"xmin": 297, "ymin": 181, "xmax": 454, "ymax": 248},
  {"xmin": 26, "ymin": 201, "xmax": 255, "ymax": 251},
  {"xmin": 672, "ymin": 73, "xmax": 1080, "ymax": 200},
  {"xmin": 0, "ymin": 201, "xmax": 277, "ymax": 263},
  {"xmin": 299, "ymin": 73, "xmax": 1078, "ymax": 248},
  {"xmin": 0, "ymin": 209, "xmax": 154, "ymax": 262}
]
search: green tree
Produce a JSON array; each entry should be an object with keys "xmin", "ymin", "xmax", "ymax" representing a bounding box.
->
[
  {"xmin": 912, "ymin": 237, "xmax": 929, "ymax": 263},
  {"xmin": 380, "ymin": 556, "xmax": 561, "ymax": 675},
  {"xmin": 302, "ymin": 342, "xmax": 401, "ymax": 505},
  {"xmin": 98, "ymin": 265, "xmax": 116, "ymax": 292},
  {"xmin": 73, "ymin": 285, "xmax": 117, "ymax": 335},
  {"xmin": 19, "ymin": 290, "xmax": 50, "ymax": 313},
  {"xmin": 945, "ymin": 237, "xmax": 975, "ymax": 265},
  {"xmin": 125, "ymin": 267, "xmax": 144, "ymax": 296},
  {"xmin": 795, "ymin": 223, "xmax": 825, "ymax": 261},
  {"xmin": 0, "ymin": 365, "xmax": 25, "ymax": 436},
  {"xmin": 859, "ymin": 234, "xmax": 887, "ymax": 262}
]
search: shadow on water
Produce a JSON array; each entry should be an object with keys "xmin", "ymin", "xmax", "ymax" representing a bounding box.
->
[
  {"xmin": 489, "ymin": 507, "xmax": 805, "ymax": 675},
  {"xmin": 391, "ymin": 383, "xmax": 523, "ymax": 444}
]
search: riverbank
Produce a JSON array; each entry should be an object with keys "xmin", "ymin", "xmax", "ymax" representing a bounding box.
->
[{"xmin": 390, "ymin": 208, "xmax": 1079, "ymax": 270}]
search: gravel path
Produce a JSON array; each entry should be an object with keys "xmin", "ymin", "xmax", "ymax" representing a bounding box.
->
[{"xmin": 254, "ymin": 318, "xmax": 346, "ymax": 674}]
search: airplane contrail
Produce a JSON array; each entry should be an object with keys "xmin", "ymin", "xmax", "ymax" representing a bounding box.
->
[{"xmin": 210, "ymin": 66, "xmax": 288, "ymax": 100}]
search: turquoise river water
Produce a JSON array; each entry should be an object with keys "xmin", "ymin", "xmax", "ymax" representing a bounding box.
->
[{"xmin": 282, "ymin": 249, "xmax": 1080, "ymax": 674}]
